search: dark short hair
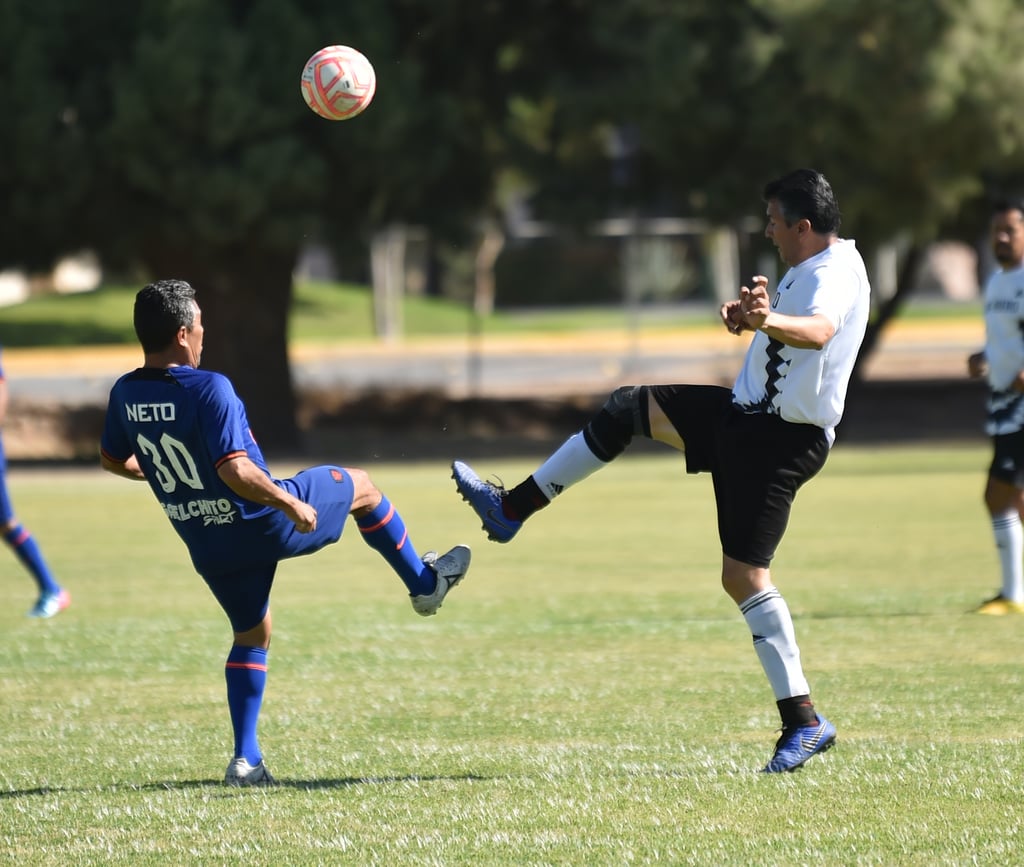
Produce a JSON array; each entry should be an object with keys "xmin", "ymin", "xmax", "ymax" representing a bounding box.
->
[
  {"xmin": 133, "ymin": 279, "xmax": 197, "ymax": 353},
  {"xmin": 991, "ymin": 197, "xmax": 1024, "ymax": 218},
  {"xmin": 763, "ymin": 168, "xmax": 841, "ymax": 234}
]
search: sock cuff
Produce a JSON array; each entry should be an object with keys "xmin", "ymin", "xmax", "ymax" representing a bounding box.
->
[
  {"xmin": 227, "ymin": 646, "xmax": 268, "ymax": 669},
  {"xmin": 356, "ymin": 496, "xmax": 394, "ymax": 532},
  {"xmin": 738, "ymin": 586, "xmax": 781, "ymax": 614},
  {"xmin": 3, "ymin": 524, "xmax": 28, "ymax": 546},
  {"xmin": 992, "ymin": 510, "xmax": 1022, "ymax": 528}
]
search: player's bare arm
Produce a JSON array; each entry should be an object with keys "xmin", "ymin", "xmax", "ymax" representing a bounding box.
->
[
  {"xmin": 100, "ymin": 452, "xmax": 147, "ymax": 481},
  {"xmin": 740, "ymin": 282, "xmax": 834, "ymax": 349},
  {"xmin": 758, "ymin": 312, "xmax": 835, "ymax": 349},
  {"xmin": 217, "ymin": 455, "xmax": 318, "ymax": 533},
  {"xmin": 0, "ymin": 377, "xmax": 7, "ymax": 427}
]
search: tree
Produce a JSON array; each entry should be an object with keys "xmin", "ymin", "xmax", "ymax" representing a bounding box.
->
[
  {"xmin": 5, "ymin": 0, "xmax": 1024, "ymax": 450},
  {"xmin": 0, "ymin": 0, "xmax": 620, "ymax": 449}
]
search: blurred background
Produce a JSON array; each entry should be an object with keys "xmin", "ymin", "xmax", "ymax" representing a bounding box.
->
[{"xmin": 2, "ymin": 0, "xmax": 1022, "ymax": 458}]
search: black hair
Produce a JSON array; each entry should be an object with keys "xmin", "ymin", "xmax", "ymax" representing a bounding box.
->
[
  {"xmin": 133, "ymin": 279, "xmax": 197, "ymax": 353},
  {"xmin": 991, "ymin": 196, "xmax": 1024, "ymax": 217},
  {"xmin": 762, "ymin": 168, "xmax": 841, "ymax": 234}
]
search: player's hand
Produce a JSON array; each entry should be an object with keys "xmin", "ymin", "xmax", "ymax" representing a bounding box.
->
[
  {"xmin": 720, "ymin": 299, "xmax": 749, "ymax": 335},
  {"xmin": 739, "ymin": 276, "xmax": 771, "ymax": 331},
  {"xmin": 287, "ymin": 501, "xmax": 318, "ymax": 534},
  {"xmin": 967, "ymin": 351, "xmax": 988, "ymax": 379}
]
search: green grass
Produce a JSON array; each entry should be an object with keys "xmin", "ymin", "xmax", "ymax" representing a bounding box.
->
[{"xmin": 1, "ymin": 444, "xmax": 1021, "ymax": 864}]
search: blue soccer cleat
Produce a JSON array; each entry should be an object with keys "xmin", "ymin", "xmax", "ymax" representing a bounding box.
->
[
  {"xmin": 762, "ymin": 715, "xmax": 836, "ymax": 773},
  {"xmin": 451, "ymin": 460, "xmax": 522, "ymax": 543}
]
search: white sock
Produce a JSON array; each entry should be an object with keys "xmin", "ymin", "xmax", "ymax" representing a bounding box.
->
[
  {"xmin": 739, "ymin": 586, "xmax": 810, "ymax": 701},
  {"xmin": 992, "ymin": 510, "xmax": 1024, "ymax": 602},
  {"xmin": 531, "ymin": 433, "xmax": 606, "ymax": 502}
]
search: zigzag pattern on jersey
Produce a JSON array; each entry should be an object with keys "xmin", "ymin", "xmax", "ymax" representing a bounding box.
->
[
  {"xmin": 739, "ymin": 337, "xmax": 790, "ymax": 414},
  {"xmin": 987, "ymin": 389, "xmax": 1024, "ymax": 435}
]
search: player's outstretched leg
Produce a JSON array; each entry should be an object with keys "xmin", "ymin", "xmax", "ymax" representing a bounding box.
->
[
  {"xmin": 451, "ymin": 461, "xmax": 522, "ymax": 543},
  {"xmin": 452, "ymin": 390, "xmax": 648, "ymax": 542},
  {"xmin": 354, "ymin": 491, "xmax": 471, "ymax": 614},
  {"xmin": 762, "ymin": 715, "xmax": 837, "ymax": 773},
  {"xmin": 411, "ymin": 544, "xmax": 472, "ymax": 616}
]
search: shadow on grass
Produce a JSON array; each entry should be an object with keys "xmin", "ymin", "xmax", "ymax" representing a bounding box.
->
[{"xmin": 0, "ymin": 773, "xmax": 493, "ymax": 798}]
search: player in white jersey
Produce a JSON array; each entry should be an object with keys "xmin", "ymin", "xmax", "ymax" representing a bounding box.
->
[
  {"xmin": 452, "ymin": 169, "xmax": 870, "ymax": 772},
  {"xmin": 967, "ymin": 199, "xmax": 1024, "ymax": 615}
]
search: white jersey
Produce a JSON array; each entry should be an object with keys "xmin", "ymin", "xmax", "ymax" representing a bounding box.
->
[
  {"xmin": 982, "ymin": 262, "xmax": 1024, "ymax": 435},
  {"xmin": 731, "ymin": 239, "xmax": 870, "ymax": 445}
]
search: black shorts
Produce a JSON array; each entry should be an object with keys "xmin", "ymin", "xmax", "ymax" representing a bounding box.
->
[
  {"xmin": 647, "ymin": 385, "xmax": 830, "ymax": 568},
  {"xmin": 989, "ymin": 429, "xmax": 1024, "ymax": 487}
]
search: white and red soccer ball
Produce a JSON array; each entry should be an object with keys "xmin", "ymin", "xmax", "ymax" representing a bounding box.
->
[{"xmin": 300, "ymin": 45, "xmax": 376, "ymax": 121}]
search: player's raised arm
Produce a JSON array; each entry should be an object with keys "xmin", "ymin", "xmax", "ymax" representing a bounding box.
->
[
  {"xmin": 739, "ymin": 277, "xmax": 835, "ymax": 349},
  {"xmin": 216, "ymin": 454, "xmax": 317, "ymax": 533}
]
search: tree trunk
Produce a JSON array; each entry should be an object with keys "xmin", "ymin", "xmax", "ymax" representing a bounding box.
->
[
  {"xmin": 370, "ymin": 225, "xmax": 406, "ymax": 341},
  {"xmin": 143, "ymin": 246, "xmax": 301, "ymax": 454},
  {"xmin": 473, "ymin": 219, "xmax": 505, "ymax": 318}
]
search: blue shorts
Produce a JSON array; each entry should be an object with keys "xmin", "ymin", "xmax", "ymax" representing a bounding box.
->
[{"xmin": 200, "ymin": 465, "xmax": 355, "ymax": 632}]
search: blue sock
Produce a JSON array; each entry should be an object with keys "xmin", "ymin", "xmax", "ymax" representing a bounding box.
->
[
  {"xmin": 355, "ymin": 496, "xmax": 434, "ymax": 595},
  {"xmin": 4, "ymin": 524, "xmax": 61, "ymax": 595},
  {"xmin": 225, "ymin": 646, "xmax": 267, "ymax": 765}
]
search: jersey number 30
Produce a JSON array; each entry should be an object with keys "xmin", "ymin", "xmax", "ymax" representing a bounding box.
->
[{"xmin": 136, "ymin": 433, "xmax": 203, "ymax": 493}]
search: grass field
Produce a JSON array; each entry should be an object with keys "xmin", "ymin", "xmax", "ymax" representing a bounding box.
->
[{"xmin": 2, "ymin": 445, "xmax": 1021, "ymax": 865}]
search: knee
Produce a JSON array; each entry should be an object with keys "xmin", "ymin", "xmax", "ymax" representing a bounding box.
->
[
  {"xmin": 234, "ymin": 612, "xmax": 272, "ymax": 649},
  {"xmin": 346, "ymin": 467, "xmax": 383, "ymax": 514},
  {"xmin": 721, "ymin": 556, "xmax": 771, "ymax": 605},
  {"xmin": 584, "ymin": 385, "xmax": 648, "ymax": 461},
  {"xmin": 984, "ymin": 478, "xmax": 1017, "ymax": 514}
]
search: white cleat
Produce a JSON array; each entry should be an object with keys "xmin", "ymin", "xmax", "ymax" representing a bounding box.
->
[
  {"xmin": 411, "ymin": 544, "xmax": 472, "ymax": 616},
  {"xmin": 224, "ymin": 757, "xmax": 278, "ymax": 787}
]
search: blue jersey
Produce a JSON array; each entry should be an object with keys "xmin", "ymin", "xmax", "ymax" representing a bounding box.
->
[{"xmin": 101, "ymin": 365, "xmax": 296, "ymax": 574}]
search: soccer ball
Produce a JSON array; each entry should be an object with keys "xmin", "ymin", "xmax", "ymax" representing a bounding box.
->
[{"xmin": 300, "ymin": 45, "xmax": 376, "ymax": 121}]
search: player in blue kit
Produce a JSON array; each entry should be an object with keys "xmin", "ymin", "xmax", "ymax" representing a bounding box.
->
[
  {"xmin": 453, "ymin": 169, "xmax": 869, "ymax": 773},
  {"xmin": 0, "ymin": 347, "xmax": 70, "ymax": 618},
  {"xmin": 100, "ymin": 279, "xmax": 471, "ymax": 786}
]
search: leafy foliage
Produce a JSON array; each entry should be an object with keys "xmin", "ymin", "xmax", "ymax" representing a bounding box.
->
[{"xmin": 4, "ymin": 0, "xmax": 1024, "ymax": 444}]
